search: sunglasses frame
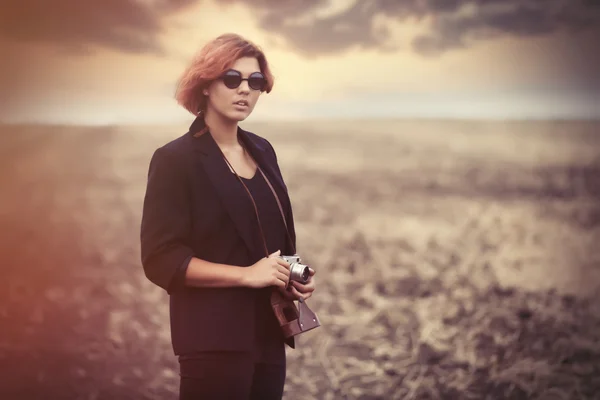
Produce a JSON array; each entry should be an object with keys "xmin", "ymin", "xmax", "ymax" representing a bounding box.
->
[{"xmin": 220, "ymin": 69, "xmax": 266, "ymax": 91}]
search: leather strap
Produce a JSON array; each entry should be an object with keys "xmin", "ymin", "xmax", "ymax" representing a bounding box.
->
[
  {"xmin": 218, "ymin": 138, "xmax": 320, "ymax": 339},
  {"xmin": 257, "ymin": 168, "xmax": 296, "ymax": 254}
]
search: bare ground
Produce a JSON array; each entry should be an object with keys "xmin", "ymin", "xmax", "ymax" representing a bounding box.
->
[{"xmin": 1, "ymin": 120, "xmax": 599, "ymax": 399}]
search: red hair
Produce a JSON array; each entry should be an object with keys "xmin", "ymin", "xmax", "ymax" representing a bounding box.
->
[{"xmin": 174, "ymin": 33, "xmax": 274, "ymax": 117}]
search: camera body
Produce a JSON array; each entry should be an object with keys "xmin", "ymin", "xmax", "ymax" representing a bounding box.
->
[{"xmin": 280, "ymin": 254, "xmax": 310, "ymax": 283}]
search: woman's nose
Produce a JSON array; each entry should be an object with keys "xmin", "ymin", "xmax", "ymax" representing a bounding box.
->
[{"xmin": 237, "ymin": 80, "xmax": 250, "ymax": 93}]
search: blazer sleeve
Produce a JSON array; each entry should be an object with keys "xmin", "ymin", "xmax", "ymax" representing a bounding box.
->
[{"xmin": 140, "ymin": 146, "xmax": 194, "ymax": 294}]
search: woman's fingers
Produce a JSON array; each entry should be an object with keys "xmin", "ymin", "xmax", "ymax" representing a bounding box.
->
[
  {"xmin": 276, "ymin": 266, "xmax": 290, "ymax": 287},
  {"xmin": 276, "ymin": 264, "xmax": 290, "ymax": 277},
  {"xmin": 265, "ymin": 258, "xmax": 316, "ymax": 298},
  {"xmin": 289, "ymin": 284, "xmax": 310, "ymax": 300},
  {"xmin": 277, "ymin": 286, "xmax": 297, "ymax": 301},
  {"xmin": 273, "ymin": 282, "xmax": 313, "ymax": 301},
  {"xmin": 273, "ymin": 277, "xmax": 287, "ymax": 289},
  {"xmin": 292, "ymin": 280, "xmax": 315, "ymax": 293},
  {"xmin": 275, "ymin": 258, "xmax": 290, "ymax": 269},
  {"xmin": 275, "ymin": 271, "xmax": 289, "ymax": 286}
]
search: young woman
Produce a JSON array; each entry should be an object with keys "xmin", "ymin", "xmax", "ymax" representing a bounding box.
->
[{"xmin": 139, "ymin": 33, "xmax": 316, "ymax": 399}]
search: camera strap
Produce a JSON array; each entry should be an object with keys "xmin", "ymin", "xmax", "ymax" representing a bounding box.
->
[{"xmin": 218, "ymin": 138, "xmax": 321, "ymax": 341}]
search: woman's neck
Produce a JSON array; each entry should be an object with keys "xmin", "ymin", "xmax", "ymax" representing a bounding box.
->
[{"xmin": 204, "ymin": 108, "xmax": 240, "ymax": 150}]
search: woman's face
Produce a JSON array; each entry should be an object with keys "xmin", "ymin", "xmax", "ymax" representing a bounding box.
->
[{"xmin": 204, "ymin": 56, "xmax": 264, "ymax": 122}]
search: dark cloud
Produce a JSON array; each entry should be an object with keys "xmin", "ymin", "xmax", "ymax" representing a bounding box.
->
[
  {"xmin": 1, "ymin": 0, "xmax": 597, "ymax": 58},
  {"xmin": 412, "ymin": 1, "xmax": 600, "ymax": 56},
  {"xmin": 220, "ymin": 0, "xmax": 600, "ymax": 57},
  {"xmin": 0, "ymin": 0, "xmax": 197, "ymax": 55},
  {"xmin": 258, "ymin": 1, "xmax": 392, "ymax": 54}
]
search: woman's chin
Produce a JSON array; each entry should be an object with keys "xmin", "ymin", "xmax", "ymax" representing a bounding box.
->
[{"xmin": 227, "ymin": 110, "xmax": 251, "ymax": 122}]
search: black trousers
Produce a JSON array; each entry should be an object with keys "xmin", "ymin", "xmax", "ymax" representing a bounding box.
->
[{"xmin": 178, "ymin": 351, "xmax": 286, "ymax": 400}]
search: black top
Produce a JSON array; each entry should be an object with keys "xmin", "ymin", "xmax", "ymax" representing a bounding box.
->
[{"xmin": 240, "ymin": 170, "xmax": 288, "ymax": 365}]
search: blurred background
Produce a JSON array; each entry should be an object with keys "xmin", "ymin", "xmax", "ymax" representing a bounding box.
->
[{"xmin": 1, "ymin": 1, "xmax": 599, "ymax": 399}]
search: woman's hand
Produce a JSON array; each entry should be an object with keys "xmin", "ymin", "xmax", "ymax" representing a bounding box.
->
[
  {"xmin": 277, "ymin": 268, "xmax": 316, "ymax": 301},
  {"xmin": 244, "ymin": 250, "xmax": 290, "ymax": 289}
]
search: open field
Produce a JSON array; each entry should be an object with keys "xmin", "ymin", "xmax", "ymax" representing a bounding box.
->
[{"xmin": 1, "ymin": 119, "xmax": 599, "ymax": 399}]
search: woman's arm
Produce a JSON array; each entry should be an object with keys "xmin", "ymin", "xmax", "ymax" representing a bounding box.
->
[
  {"xmin": 183, "ymin": 257, "xmax": 246, "ymax": 288},
  {"xmin": 141, "ymin": 145, "xmax": 291, "ymax": 293},
  {"xmin": 183, "ymin": 251, "xmax": 290, "ymax": 289},
  {"xmin": 140, "ymin": 146, "xmax": 196, "ymax": 294}
]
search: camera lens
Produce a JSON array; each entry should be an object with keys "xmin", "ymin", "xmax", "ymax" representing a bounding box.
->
[
  {"xmin": 290, "ymin": 263, "xmax": 310, "ymax": 283},
  {"xmin": 301, "ymin": 266, "xmax": 309, "ymax": 282}
]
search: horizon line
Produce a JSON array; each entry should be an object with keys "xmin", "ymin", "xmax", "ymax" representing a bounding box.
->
[{"xmin": 2, "ymin": 116, "xmax": 600, "ymax": 128}]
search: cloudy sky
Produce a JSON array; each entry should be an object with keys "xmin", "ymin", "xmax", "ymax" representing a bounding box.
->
[{"xmin": 0, "ymin": 0, "xmax": 598, "ymax": 124}]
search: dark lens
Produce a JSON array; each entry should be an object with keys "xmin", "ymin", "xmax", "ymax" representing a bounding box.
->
[
  {"xmin": 222, "ymin": 71, "xmax": 241, "ymax": 89},
  {"xmin": 301, "ymin": 266, "xmax": 309, "ymax": 282},
  {"xmin": 248, "ymin": 72, "xmax": 266, "ymax": 91}
]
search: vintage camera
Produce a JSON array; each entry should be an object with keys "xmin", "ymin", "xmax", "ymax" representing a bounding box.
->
[
  {"xmin": 280, "ymin": 255, "xmax": 310, "ymax": 283},
  {"xmin": 272, "ymin": 254, "xmax": 321, "ymax": 340}
]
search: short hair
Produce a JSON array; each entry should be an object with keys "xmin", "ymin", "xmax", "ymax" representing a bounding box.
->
[{"xmin": 174, "ymin": 33, "xmax": 275, "ymax": 116}]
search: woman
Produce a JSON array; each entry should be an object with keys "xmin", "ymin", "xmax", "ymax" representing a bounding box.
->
[{"xmin": 139, "ymin": 33, "xmax": 316, "ymax": 399}]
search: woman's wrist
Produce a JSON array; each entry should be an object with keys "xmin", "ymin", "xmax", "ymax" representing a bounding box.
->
[
  {"xmin": 184, "ymin": 257, "xmax": 251, "ymax": 288},
  {"xmin": 235, "ymin": 265, "xmax": 250, "ymax": 287}
]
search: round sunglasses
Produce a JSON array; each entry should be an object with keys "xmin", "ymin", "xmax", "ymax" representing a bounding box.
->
[{"xmin": 220, "ymin": 69, "xmax": 266, "ymax": 91}]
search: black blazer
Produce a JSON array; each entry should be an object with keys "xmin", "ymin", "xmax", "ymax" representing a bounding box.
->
[{"xmin": 140, "ymin": 115, "xmax": 297, "ymax": 355}]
